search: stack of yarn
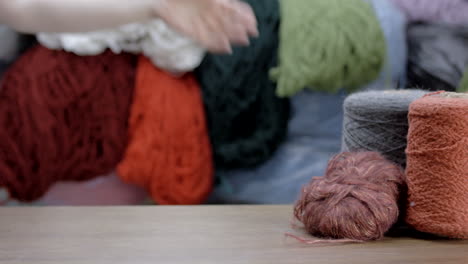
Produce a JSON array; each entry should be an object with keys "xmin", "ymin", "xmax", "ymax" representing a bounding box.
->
[
  {"xmin": 291, "ymin": 90, "xmax": 467, "ymax": 243},
  {"xmin": 210, "ymin": 0, "xmax": 408, "ymax": 204},
  {"xmin": 1, "ymin": 0, "xmax": 467, "ymax": 239},
  {"xmin": 0, "ymin": 0, "xmax": 397, "ymax": 206}
]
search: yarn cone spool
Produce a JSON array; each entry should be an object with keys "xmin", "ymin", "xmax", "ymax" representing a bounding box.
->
[
  {"xmin": 118, "ymin": 56, "xmax": 213, "ymax": 205},
  {"xmin": 342, "ymin": 90, "xmax": 427, "ymax": 167},
  {"xmin": 0, "ymin": 45, "xmax": 136, "ymax": 202},
  {"xmin": 406, "ymin": 92, "xmax": 468, "ymax": 239},
  {"xmin": 270, "ymin": 0, "xmax": 386, "ymax": 97},
  {"xmin": 293, "ymin": 152, "xmax": 405, "ymax": 242}
]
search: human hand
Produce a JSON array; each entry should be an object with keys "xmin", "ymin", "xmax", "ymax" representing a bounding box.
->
[{"xmin": 154, "ymin": 0, "xmax": 258, "ymax": 54}]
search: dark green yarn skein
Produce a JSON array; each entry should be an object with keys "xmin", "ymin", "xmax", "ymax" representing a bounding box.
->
[{"xmin": 195, "ymin": 0, "xmax": 290, "ymax": 170}]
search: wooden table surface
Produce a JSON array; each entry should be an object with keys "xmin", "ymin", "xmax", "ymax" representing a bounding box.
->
[{"xmin": 0, "ymin": 205, "xmax": 466, "ymax": 264}]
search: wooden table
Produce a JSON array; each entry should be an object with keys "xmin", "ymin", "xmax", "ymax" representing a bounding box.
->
[{"xmin": 0, "ymin": 205, "xmax": 466, "ymax": 264}]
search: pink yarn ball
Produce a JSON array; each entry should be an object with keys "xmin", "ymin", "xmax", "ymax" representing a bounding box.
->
[{"xmin": 294, "ymin": 152, "xmax": 405, "ymax": 241}]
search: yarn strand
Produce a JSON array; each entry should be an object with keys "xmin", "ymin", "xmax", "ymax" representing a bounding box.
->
[{"xmin": 285, "ymin": 233, "xmax": 364, "ymax": 245}]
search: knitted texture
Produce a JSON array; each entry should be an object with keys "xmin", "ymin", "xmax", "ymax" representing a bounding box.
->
[
  {"xmin": 270, "ymin": 0, "xmax": 386, "ymax": 97},
  {"xmin": 407, "ymin": 23, "xmax": 468, "ymax": 92},
  {"xmin": 458, "ymin": 69, "xmax": 468, "ymax": 93},
  {"xmin": 0, "ymin": 45, "xmax": 136, "ymax": 202},
  {"xmin": 195, "ymin": 0, "xmax": 290, "ymax": 170},
  {"xmin": 389, "ymin": 0, "xmax": 468, "ymax": 25},
  {"xmin": 37, "ymin": 20, "xmax": 205, "ymax": 74},
  {"xmin": 118, "ymin": 56, "xmax": 213, "ymax": 205},
  {"xmin": 406, "ymin": 92, "xmax": 468, "ymax": 239}
]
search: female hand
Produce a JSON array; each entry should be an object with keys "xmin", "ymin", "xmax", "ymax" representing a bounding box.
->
[{"xmin": 155, "ymin": 0, "xmax": 259, "ymax": 53}]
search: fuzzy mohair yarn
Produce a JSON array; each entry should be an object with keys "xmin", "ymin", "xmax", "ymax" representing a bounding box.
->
[
  {"xmin": 389, "ymin": 0, "xmax": 468, "ymax": 25},
  {"xmin": 294, "ymin": 152, "xmax": 405, "ymax": 241},
  {"xmin": 195, "ymin": 0, "xmax": 290, "ymax": 170},
  {"xmin": 0, "ymin": 45, "xmax": 136, "ymax": 202},
  {"xmin": 407, "ymin": 23, "xmax": 468, "ymax": 92},
  {"xmin": 37, "ymin": 19, "xmax": 205, "ymax": 74},
  {"xmin": 406, "ymin": 92, "xmax": 468, "ymax": 239},
  {"xmin": 342, "ymin": 89, "xmax": 427, "ymax": 167},
  {"xmin": 270, "ymin": 0, "xmax": 386, "ymax": 97},
  {"xmin": 118, "ymin": 56, "xmax": 213, "ymax": 205}
]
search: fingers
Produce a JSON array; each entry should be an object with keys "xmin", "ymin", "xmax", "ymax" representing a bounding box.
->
[
  {"xmin": 196, "ymin": 15, "xmax": 232, "ymax": 54},
  {"xmin": 157, "ymin": 0, "xmax": 259, "ymax": 54},
  {"xmin": 232, "ymin": 0, "xmax": 259, "ymax": 37},
  {"xmin": 221, "ymin": 9, "xmax": 250, "ymax": 46},
  {"xmin": 215, "ymin": 0, "xmax": 258, "ymax": 49}
]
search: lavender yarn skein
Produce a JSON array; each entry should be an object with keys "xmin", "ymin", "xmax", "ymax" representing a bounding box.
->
[
  {"xmin": 389, "ymin": 0, "xmax": 468, "ymax": 25},
  {"xmin": 208, "ymin": 0, "xmax": 407, "ymax": 204}
]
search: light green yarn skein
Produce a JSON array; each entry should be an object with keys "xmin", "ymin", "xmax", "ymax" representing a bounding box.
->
[
  {"xmin": 270, "ymin": 0, "xmax": 387, "ymax": 98},
  {"xmin": 458, "ymin": 68, "xmax": 468, "ymax": 93}
]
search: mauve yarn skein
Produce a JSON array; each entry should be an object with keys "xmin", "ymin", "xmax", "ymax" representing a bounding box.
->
[
  {"xmin": 0, "ymin": 45, "xmax": 136, "ymax": 202},
  {"xmin": 342, "ymin": 90, "xmax": 427, "ymax": 167},
  {"xmin": 389, "ymin": 0, "xmax": 468, "ymax": 25},
  {"xmin": 406, "ymin": 92, "xmax": 468, "ymax": 239},
  {"xmin": 293, "ymin": 152, "xmax": 405, "ymax": 241}
]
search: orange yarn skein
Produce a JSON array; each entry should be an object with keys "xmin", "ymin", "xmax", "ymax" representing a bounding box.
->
[
  {"xmin": 406, "ymin": 92, "xmax": 468, "ymax": 239},
  {"xmin": 118, "ymin": 56, "xmax": 213, "ymax": 205}
]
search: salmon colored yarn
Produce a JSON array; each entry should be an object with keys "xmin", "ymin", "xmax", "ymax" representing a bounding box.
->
[
  {"xmin": 406, "ymin": 92, "xmax": 468, "ymax": 239},
  {"xmin": 293, "ymin": 152, "xmax": 405, "ymax": 242},
  {"xmin": 118, "ymin": 56, "xmax": 213, "ymax": 205},
  {"xmin": 0, "ymin": 45, "xmax": 136, "ymax": 202}
]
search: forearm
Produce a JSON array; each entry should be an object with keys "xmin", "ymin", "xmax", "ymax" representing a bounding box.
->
[{"xmin": 0, "ymin": 0, "xmax": 160, "ymax": 33}]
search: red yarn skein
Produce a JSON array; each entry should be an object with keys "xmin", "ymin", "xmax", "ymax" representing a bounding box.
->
[
  {"xmin": 294, "ymin": 152, "xmax": 405, "ymax": 241},
  {"xmin": 0, "ymin": 45, "xmax": 136, "ymax": 202},
  {"xmin": 118, "ymin": 56, "xmax": 213, "ymax": 205}
]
